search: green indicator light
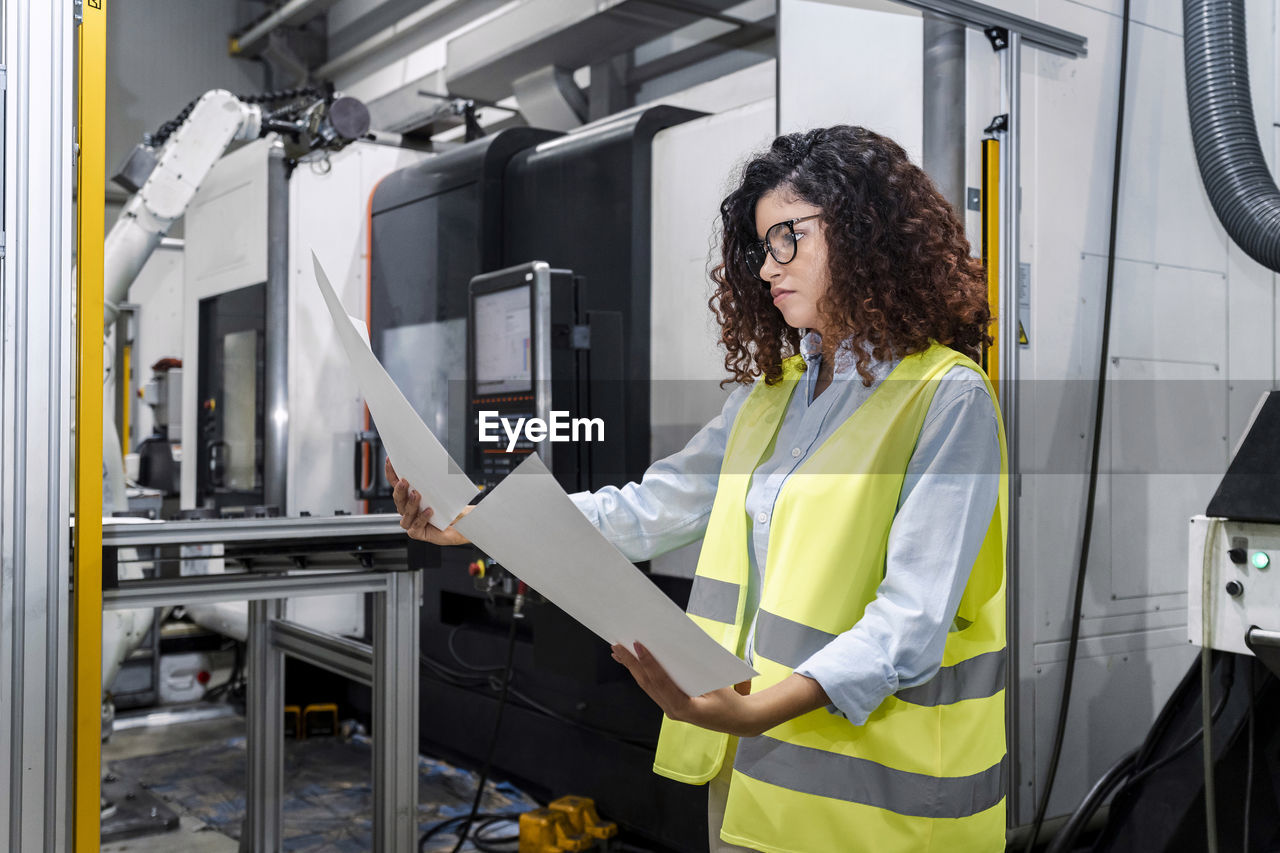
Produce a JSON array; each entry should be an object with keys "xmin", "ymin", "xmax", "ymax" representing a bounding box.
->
[{"xmin": 1252, "ymin": 551, "xmax": 1271, "ymax": 570}]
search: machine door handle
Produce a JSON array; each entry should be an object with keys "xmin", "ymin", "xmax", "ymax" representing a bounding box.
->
[{"xmin": 353, "ymin": 431, "xmax": 384, "ymax": 500}]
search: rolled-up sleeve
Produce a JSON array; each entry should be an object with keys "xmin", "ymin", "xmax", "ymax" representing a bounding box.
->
[
  {"xmin": 568, "ymin": 383, "xmax": 752, "ymax": 563},
  {"xmin": 794, "ymin": 377, "xmax": 1001, "ymax": 724}
]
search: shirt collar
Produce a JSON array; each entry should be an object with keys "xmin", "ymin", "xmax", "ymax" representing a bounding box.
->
[{"xmin": 799, "ymin": 330, "xmax": 861, "ymax": 377}]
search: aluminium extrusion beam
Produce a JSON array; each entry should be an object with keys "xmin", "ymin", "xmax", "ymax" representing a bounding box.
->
[
  {"xmin": 102, "ymin": 570, "xmax": 393, "ymax": 610},
  {"xmin": 1, "ymin": 0, "xmax": 77, "ymax": 848},
  {"xmin": 99, "ymin": 514, "xmax": 406, "ymax": 547},
  {"xmin": 890, "ymin": 0, "xmax": 1086, "ymax": 58},
  {"xmin": 244, "ymin": 597, "xmax": 286, "ymax": 852},
  {"xmin": 105, "ymin": 561, "xmax": 424, "ymax": 851},
  {"xmin": 372, "ymin": 568, "xmax": 422, "ymax": 851},
  {"xmin": 996, "ymin": 28, "xmax": 1025, "ymax": 823},
  {"xmin": 271, "ymin": 619, "xmax": 374, "ymax": 686}
]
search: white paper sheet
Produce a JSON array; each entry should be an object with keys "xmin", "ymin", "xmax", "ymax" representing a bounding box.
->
[
  {"xmin": 311, "ymin": 252, "xmax": 479, "ymax": 524},
  {"xmin": 455, "ymin": 453, "xmax": 757, "ymax": 697}
]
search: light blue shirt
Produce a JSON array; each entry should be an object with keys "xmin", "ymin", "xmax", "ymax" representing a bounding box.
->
[{"xmin": 569, "ymin": 334, "xmax": 1001, "ymax": 724}]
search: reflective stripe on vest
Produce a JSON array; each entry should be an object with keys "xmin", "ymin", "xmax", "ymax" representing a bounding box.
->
[
  {"xmin": 686, "ymin": 575, "xmax": 740, "ymax": 624},
  {"xmin": 754, "ymin": 610, "xmax": 1007, "ymax": 707},
  {"xmin": 734, "ymin": 735, "xmax": 1006, "ymax": 820}
]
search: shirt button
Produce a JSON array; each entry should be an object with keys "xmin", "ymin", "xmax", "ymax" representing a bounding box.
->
[
  {"xmin": 791, "ymin": 447, "xmax": 802, "ymax": 458},
  {"xmin": 756, "ymin": 511, "xmax": 768, "ymax": 524}
]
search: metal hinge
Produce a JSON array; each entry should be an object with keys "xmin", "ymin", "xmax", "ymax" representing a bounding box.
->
[{"xmin": 74, "ymin": 0, "xmax": 82, "ymax": 26}]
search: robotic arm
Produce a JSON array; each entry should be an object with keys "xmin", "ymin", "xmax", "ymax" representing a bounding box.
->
[
  {"xmin": 104, "ymin": 87, "xmax": 370, "ymax": 325},
  {"xmin": 100, "ymin": 88, "xmax": 370, "ymax": 703}
]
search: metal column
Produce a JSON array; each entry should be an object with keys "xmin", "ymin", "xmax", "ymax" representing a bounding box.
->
[
  {"xmin": 373, "ymin": 569, "xmax": 423, "ymax": 851},
  {"xmin": 922, "ymin": 13, "xmax": 967, "ymax": 213},
  {"xmin": 264, "ymin": 141, "xmax": 290, "ymax": 513},
  {"xmin": 1, "ymin": 0, "xmax": 77, "ymax": 850},
  {"xmin": 997, "ymin": 28, "xmax": 1024, "ymax": 817},
  {"xmin": 244, "ymin": 597, "xmax": 286, "ymax": 852}
]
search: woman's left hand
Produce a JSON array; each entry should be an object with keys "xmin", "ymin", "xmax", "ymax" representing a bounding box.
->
[
  {"xmin": 612, "ymin": 642, "xmax": 834, "ymax": 738},
  {"xmin": 611, "ymin": 642, "xmax": 767, "ymax": 737}
]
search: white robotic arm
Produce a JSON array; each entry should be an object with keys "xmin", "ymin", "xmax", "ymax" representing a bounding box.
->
[
  {"xmin": 99, "ymin": 88, "xmax": 369, "ymax": 705},
  {"xmin": 104, "ymin": 90, "xmax": 263, "ymax": 326}
]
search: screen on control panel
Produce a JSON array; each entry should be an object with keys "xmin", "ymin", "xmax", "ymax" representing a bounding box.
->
[{"xmin": 474, "ymin": 285, "xmax": 532, "ymax": 395}]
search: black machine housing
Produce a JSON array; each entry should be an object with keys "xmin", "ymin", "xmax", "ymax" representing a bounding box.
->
[{"xmin": 366, "ymin": 106, "xmax": 708, "ymax": 851}]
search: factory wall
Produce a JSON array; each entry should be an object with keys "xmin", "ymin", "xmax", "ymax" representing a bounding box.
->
[{"xmin": 976, "ymin": 0, "xmax": 1278, "ymax": 823}]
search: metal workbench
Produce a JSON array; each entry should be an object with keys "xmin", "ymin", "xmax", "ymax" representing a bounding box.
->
[{"xmin": 102, "ymin": 514, "xmax": 421, "ymax": 852}]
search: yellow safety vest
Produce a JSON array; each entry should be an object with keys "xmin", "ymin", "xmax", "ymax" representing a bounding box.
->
[{"xmin": 654, "ymin": 342, "xmax": 1008, "ymax": 853}]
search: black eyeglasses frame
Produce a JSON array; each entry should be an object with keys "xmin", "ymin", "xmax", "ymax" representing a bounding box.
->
[{"xmin": 744, "ymin": 213, "xmax": 822, "ymax": 281}]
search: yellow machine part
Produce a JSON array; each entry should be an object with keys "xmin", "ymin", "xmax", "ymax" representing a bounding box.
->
[
  {"xmin": 302, "ymin": 702, "xmax": 339, "ymax": 737},
  {"xmin": 549, "ymin": 795, "xmax": 618, "ymax": 841},
  {"xmin": 518, "ymin": 808, "xmax": 593, "ymax": 853}
]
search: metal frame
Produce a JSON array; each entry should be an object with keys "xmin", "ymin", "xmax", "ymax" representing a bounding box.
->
[
  {"xmin": 890, "ymin": 0, "xmax": 1086, "ymax": 58},
  {"xmin": 102, "ymin": 518, "xmax": 422, "ymax": 852},
  {"xmin": 264, "ymin": 142, "xmax": 289, "ymax": 512},
  {"xmin": 1, "ymin": 0, "xmax": 77, "ymax": 850},
  {"xmin": 533, "ymin": 262, "xmax": 554, "ymax": 473},
  {"xmin": 995, "ymin": 29, "xmax": 1024, "ymax": 819}
]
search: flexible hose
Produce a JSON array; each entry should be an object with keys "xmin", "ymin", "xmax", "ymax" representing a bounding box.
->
[{"xmin": 1184, "ymin": 0, "xmax": 1280, "ymax": 273}]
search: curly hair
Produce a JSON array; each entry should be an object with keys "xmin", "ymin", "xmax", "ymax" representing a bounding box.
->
[{"xmin": 709, "ymin": 125, "xmax": 992, "ymax": 387}]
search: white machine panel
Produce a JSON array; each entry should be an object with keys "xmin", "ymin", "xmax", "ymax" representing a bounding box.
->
[
  {"xmin": 648, "ymin": 98, "xmax": 776, "ymax": 578},
  {"xmin": 181, "ymin": 139, "xmax": 272, "ymax": 509},
  {"xmin": 1189, "ymin": 515, "xmax": 1280, "ymax": 655},
  {"xmin": 286, "ymin": 140, "xmax": 429, "ymax": 519}
]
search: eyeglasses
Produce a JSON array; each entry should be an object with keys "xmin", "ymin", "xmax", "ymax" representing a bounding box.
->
[{"xmin": 744, "ymin": 214, "xmax": 821, "ymax": 280}]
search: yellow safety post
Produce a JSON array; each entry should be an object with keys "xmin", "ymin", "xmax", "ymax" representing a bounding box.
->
[
  {"xmin": 980, "ymin": 137, "xmax": 1000, "ymax": 397},
  {"xmin": 74, "ymin": 1, "xmax": 107, "ymax": 850}
]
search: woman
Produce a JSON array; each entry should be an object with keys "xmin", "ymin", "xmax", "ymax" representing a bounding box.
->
[{"xmin": 389, "ymin": 126, "xmax": 1007, "ymax": 852}]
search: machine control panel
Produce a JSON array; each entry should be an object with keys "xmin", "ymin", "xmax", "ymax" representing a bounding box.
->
[
  {"xmin": 1188, "ymin": 515, "xmax": 1280, "ymax": 655},
  {"xmin": 466, "ymin": 262, "xmax": 586, "ymax": 493}
]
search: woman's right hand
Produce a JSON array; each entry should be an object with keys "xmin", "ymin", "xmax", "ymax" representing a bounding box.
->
[{"xmin": 385, "ymin": 457, "xmax": 473, "ymax": 546}]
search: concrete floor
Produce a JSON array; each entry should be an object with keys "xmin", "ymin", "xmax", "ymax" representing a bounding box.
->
[{"xmin": 100, "ymin": 710, "xmax": 245, "ymax": 852}]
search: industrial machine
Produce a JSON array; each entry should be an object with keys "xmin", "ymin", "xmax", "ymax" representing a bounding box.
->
[
  {"xmin": 1190, "ymin": 391, "xmax": 1280, "ymax": 666},
  {"xmin": 467, "ymin": 262, "xmax": 624, "ymax": 490},
  {"xmin": 360, "ymin": 105, "xmax": 710, "ymax": 850},
  {"xmin": 1040, "ymin": 392, "xmax": 1280, "ymax": 852},
  {"xmin": 134, "ymin": 358, "xmax": 183, "ymax": 500}
]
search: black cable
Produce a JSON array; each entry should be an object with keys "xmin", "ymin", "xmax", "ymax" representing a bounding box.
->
[
  {"xmin": 448, "ymin": 615, "xmax": 519, "ymax": 853},
  {"xmin": 1044, "ymin": 749, "xmax": 1139, "ymax": 853},
  {"xmin": 1243, "ymin": 657, "xmax": 1255, "ymax": 853},
  {"xmin": 419, "ymin": 813, "xmax": 516, "ymax": 852},
  {"xmin": 472, "ymin": 815, "xmax": 520, "ymax": 843},
  {"xmin": 1110, "ymin": 654, "xmax": 1234, "ymax": 798},
  {"xmin": 147, "ymin": 85, "xmax": 329, "ymax": 146},
  {"xmin": 1046, "ymin": 654, "xmax": 1233, "ymax": 853},
  {"xmin": 419, "ymin": 650, "xmax": 657, "ymax": 748},
  {"xmin": 1023, "ymin": 0, "xmax": 1132, "ymax": 848},
  {"xmin": 448, "ymin": 624, "xmax": 509, "ymax": 674}
]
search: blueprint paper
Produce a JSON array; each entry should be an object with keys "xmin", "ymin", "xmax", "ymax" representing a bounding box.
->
[
  {"xmin": 311, "ymin": 252, "xmax": 478, "ymax": 524},
  {"xmin": 455, "ymin": 453, "xmax": 757, "ymax": 697}
]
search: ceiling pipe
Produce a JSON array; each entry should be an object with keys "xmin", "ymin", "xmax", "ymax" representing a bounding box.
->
[
  {"xmin": 231, "ymin": 0, "xmax": 342, "ymax": 57},
  {"xmin": 313, "ymin": 0, "xmax": 474, "ymax": 80}
]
